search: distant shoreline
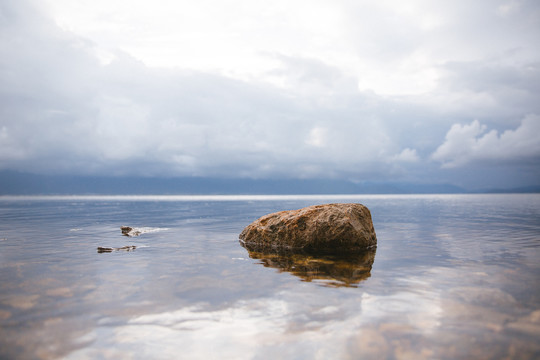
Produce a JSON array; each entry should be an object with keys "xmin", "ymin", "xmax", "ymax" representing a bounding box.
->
[
  {"xmin": 1, "ymin": 171, "xmax": 539, "ymax": 196},
  {"xmin": 1, "ymin": 193, "xmax": 538, "ymax": 202}
]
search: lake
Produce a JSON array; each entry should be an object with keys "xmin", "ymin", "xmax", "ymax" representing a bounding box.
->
[{"xmin": 0, "ymin": 194, "xmax": 539, "ymax": 359}]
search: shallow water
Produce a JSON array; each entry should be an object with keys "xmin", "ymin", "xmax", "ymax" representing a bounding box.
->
[{"xmin": 0, "ymin": 194, "xmax": 539, "ymax": 359}]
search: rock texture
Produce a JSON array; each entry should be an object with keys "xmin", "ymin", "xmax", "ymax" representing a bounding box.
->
[
  {"xmin": 97, "ymin": 245, "xmax": 136, "ymax": 253},
  {"xmin": 239, "ymin": 203, "xmax": 377, "ymax": 253},
  {"xmin": 121, "ymin": 226, "xmax": 141, "ymax": 237}
]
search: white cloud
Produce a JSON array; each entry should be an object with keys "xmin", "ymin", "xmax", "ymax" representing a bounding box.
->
[
  {"xmin": 40, "ymin": 0, "xmax": 540, "ymax": 97},
  {"xmin": 305, "ymin": 127, "xmax": 328, "ymax": 147},
  {"xmin": 393, "ymin": 148, "xmax": 420, "ymax": 163},
  {"xmin": 432, "ymin": 114, "xmax": 540, "ymax": 168},
  {"xmin": 497, "ymin": 1, "xmax": 521, "ymax": 17}
]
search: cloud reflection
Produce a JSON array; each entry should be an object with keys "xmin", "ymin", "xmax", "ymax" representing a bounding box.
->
[{"xmin": 64, "ymin": 281, "xmax": 443, "ymax": 360}]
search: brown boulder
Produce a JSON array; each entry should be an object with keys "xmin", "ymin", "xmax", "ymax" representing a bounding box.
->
[{"xmin": 239, "ymin": 203, "xmax": 377, "ymax": 253}]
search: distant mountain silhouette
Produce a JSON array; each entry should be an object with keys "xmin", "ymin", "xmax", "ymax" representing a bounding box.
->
[{"xmin": 0, "ymin": 170, "xmax": 537, "ymax": 195}]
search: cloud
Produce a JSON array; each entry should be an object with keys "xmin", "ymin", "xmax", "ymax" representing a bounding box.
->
[
  {"xmin": 393, "ymin": 148, "xmax": 420, "ymax": 163},
  {"xmin": 434, "ymin": 60, "xmax": 540, "ymax": 118},
  {"xmin": 305, "ymin": 127, "xmax": 328, "ymax": 148},
  {"xmin": 0, "ymin": 0, "xmax": 539, "ymax": 188},
  {"xmin": 497, "ymin": 1, "xmax": 521, "ymax": 17},
  {"xmin": 0, "ymin": 0, "xmax": 421, "ymax": 180},
  {"xmin": 432, "ymin": 114, "xmax": 540, "ymax": 168}
]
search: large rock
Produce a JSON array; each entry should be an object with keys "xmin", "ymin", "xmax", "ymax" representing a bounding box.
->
[{"xmin": 239, "ymin": 203, "xmax": 377, "ymax": 253}]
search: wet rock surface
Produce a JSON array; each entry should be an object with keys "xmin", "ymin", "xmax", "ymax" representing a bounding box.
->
[
  {"xmin": 239, "ymin": 203, "xmax": 377, "ymax": 253},
  {"xmin": 121, "ymin": 226, "xmax": 141, "ymax": 237},
  {"xmin": 97, "ymin": 246, "xmax": 136, "ymax": 253}
]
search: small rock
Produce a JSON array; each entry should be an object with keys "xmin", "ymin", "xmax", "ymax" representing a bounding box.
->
[
  {"xmin": 121, "ymin": 226, "xmax": 141, "ymax": 237},
  {"xmin": 97, "ymin": 247, "xmax": 114, "ymax": 253},
  {"xmin": 97, "ymin": 245, "xmax": 136, "ymax": 253},
  {"xmin": 239, "ymin": 203, "xmax": 377, "ymax": 253},
  {"xmin": 121, "ymin": 226, "xmax": 132, "ymax": 234}
]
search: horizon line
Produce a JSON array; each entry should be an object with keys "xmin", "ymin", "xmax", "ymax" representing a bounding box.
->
[{"xmin": 1, "ymin": 193, "xmax": 537, "ymax": 201}]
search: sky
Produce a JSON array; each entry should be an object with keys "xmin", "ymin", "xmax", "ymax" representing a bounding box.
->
[{"xmin": 1, "ymin": 0, "xmax": 539, "ymax": 190}]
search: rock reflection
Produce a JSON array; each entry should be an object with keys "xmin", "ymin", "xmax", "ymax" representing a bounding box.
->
[{"xmin": 243, "ymin": 247, "xmax": 376, "ymax": 287}]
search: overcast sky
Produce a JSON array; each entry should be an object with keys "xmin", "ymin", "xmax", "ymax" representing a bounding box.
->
[{"xmin": 1, "ymin": 0, "xmax": 539, "ymax": 189}]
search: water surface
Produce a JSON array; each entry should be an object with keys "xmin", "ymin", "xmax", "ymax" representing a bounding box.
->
[{"xmin": 0, "ymin": 194, "xmax": 539, "ymax": 359}]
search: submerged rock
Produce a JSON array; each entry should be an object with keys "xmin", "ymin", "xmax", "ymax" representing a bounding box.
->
[
  {"xmin": 239, "ymin": 203, "xmax": 377, "ymax": 253},
  {"xmin": 97, "ymin": 245, "xmax": 136, "ymax": 253}
]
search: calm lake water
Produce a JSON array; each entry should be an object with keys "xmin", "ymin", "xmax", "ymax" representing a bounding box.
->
[{"xmin": 0, "ymin": 194, "xmax": 539, "ymax": 359}]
